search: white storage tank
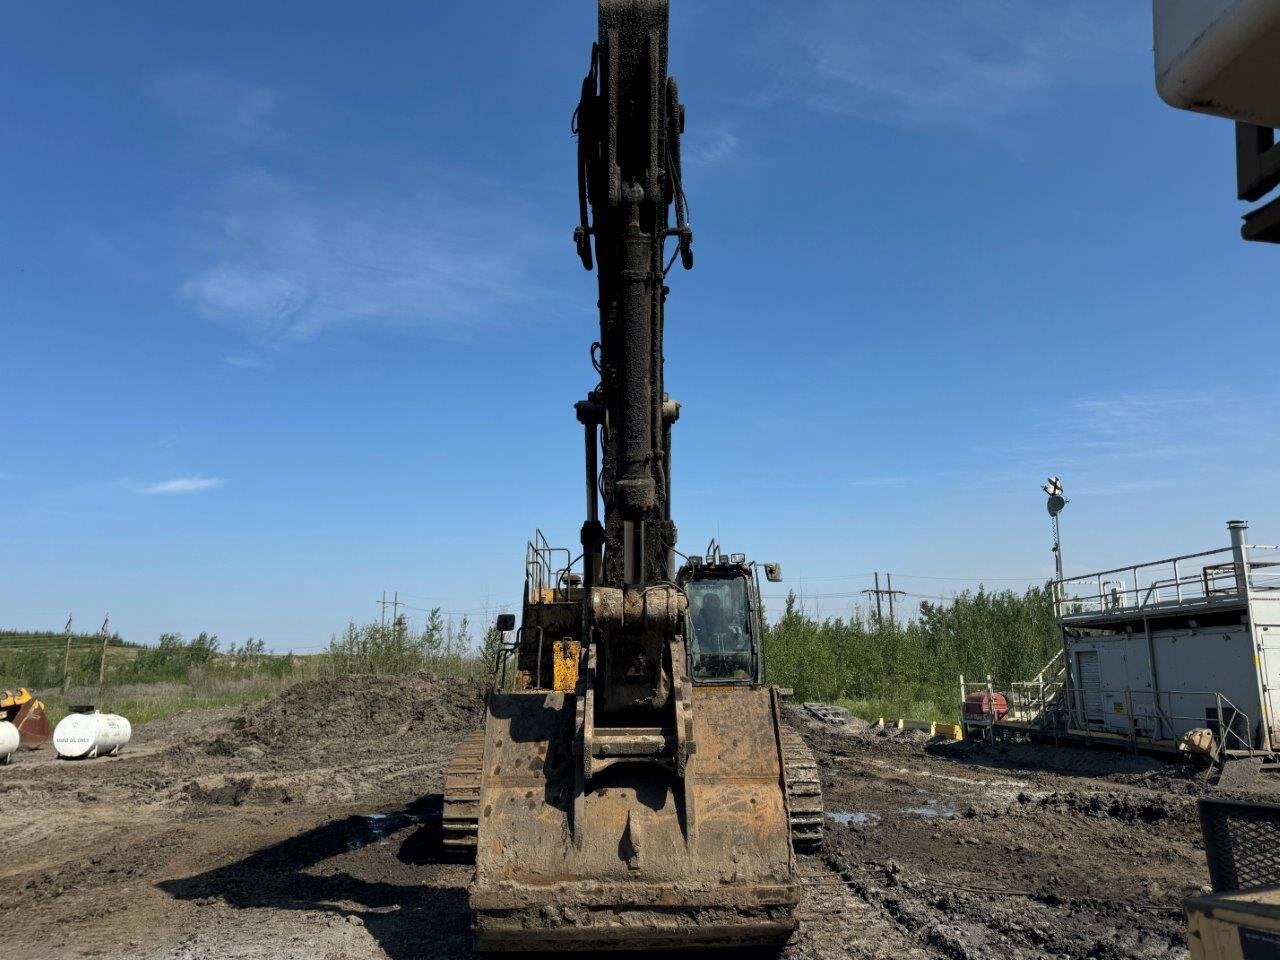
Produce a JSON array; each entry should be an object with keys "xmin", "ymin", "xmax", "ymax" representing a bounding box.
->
[
  {"xmin": 1153, "ymin": 0, "xmax": 1280, "ymax": 127},
  {"xmin": 53, "ymin": 710, "xmax": 132, "ymax": 760},
  {"xmin": 0, "ymin": 721, "xmax": 19, "ymax": 763}
]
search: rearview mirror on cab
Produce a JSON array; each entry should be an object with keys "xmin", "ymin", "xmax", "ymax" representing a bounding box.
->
[{"xmin": 764, "ymin": 563, "xmax": 783, "ymax": 583}]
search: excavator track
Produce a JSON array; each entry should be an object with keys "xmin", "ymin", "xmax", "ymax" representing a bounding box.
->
[
  {"xmin": 782, "ymin": 726, "xmax": 824, "ymax": 853},
  {"xmin": 442, "ymin": 730, "xmax": 485, "ymax": 859}
]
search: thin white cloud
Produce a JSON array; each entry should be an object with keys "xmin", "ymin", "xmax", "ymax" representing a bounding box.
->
[
  {"xmin": 847, "ymin": 474, "xmax": 914, "ymax": 488},
  {"xmin": 222, "ymin": 354, "xmax": 267, "ymax": 369},
  {"xmin": 149, "ymin": 68, "xmax": 279, "ymax": 147},
  {"xmin": 181, "ymin": 169, "xmax": 546, "ymax": 340},
  {"xmin": 756, "ymin": 0, "xmax": 1141, "ymax": 132},
  {"xmin": 148, "ymin": 68, "xmax": 555, "ymax": 343},
  {"xmin": 139, "ymin": 477, "xmax": 225, "ymax": 495},
  {"xmin": 685, "ymin": 126, "xmax": 741, "ymax": 167},
  {"xmin": 964, "ymin": 388, "xmax": 1280, "ymax": 499},
  {"xmin": 1069, "ymin": 394, "xmax": 1237, "ymax": 438}
]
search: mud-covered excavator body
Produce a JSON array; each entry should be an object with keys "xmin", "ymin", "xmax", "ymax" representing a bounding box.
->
[{"xmin": 442, "ymin": 1, "xmax": 821, "ymax": 950}]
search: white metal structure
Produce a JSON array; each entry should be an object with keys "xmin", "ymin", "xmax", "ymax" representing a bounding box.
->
[
  {"xmin": 1154, "ymin": 0, "xmax": 1280, "ymax": 127},
  {"xmin": 1049, "ymin": 520, "xmax": 1280, "ymax": 753},
  {"xmin": 0, "ymin": 721, "xmax": 18, "ymax": 763},
  {"xmin": 966, "ymin": 521, "xmax": 1280, "ymax": 757},
  {"xmin": 53, "ymin": 711, "xmax": 132, "ymax": 760}
]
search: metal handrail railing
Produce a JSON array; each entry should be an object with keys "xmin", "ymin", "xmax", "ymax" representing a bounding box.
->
[
  {"xmin": 1054, "ymin": 548, "xmax": 1279, "ymax": 619},
  {"xmin": 525, "ymin": 529, "xmax": 572, "ymax": 604},
  {"xmin": 960, "ymin": 651, "xmax": 1067, "ymax": 729},
  {"xmin": 959, "ymin": 676, "xmax": 1255, "ymax": 754},
  {"xmin": 1059, "ymin": 686, "xmax": 1254, "ymax": 754}
]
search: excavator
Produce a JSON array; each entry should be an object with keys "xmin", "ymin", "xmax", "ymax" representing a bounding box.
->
[{"xmin": 442, "ymin": 0, "xmax": 822, "ymax": 951}]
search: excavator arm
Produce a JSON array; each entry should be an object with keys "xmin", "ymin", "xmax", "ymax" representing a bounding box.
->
[{"xmin": 574, "ymin": 0, "xmax": 692, "ymax": 718}]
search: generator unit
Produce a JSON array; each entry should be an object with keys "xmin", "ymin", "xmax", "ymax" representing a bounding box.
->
[
  {"xmin": 1052, "ymin": 521, "xmax": 1280, "ymax": 755},
  {"xmin": 966, "ymin": 521, "xmax": 1280, "ymax": 759}
]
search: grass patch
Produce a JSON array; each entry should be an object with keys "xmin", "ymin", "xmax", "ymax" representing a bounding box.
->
[
  {"xmin": 17, "ymin": 612, "xmax": 505, "ymax": 730},
  {"xmin": 836, "ymin": 696, "xmax": 955, "ymax": 725},
  {"xmin": 3, "ymin": 613, "xmax": 503, "ymax": 732},
  {"xmin": 38, "ymin": 677, "xmax": 297, "ymax": 727}
]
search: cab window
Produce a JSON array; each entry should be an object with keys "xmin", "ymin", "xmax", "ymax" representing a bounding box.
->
[{"xmin": 687, "ymin": 576, "xmax": 752, "ymax": 681}]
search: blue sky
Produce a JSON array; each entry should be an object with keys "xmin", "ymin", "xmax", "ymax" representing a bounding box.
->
[{"xmin": 4, "ymin": 1, "xmax": 1278, "ymax": 650}]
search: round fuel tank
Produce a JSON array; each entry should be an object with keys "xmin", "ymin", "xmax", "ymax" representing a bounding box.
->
[
  {"xmin": 53, "ymin": 712, "xmax": 132, "ymax": 759},
  {"xmin": 963, "ymin": 691, "xmax": 1008, "ymax": 721},
  {"xmin": 0, "ymin": 720, "xmax": 19, "ymax": 762}
]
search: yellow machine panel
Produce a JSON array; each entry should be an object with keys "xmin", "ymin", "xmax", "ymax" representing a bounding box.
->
[
  {"xmin": 1190, "ymin": 798, "xmax": 1280, "ymax": 959},
  {"xmin": 552, "ymin": 640, "xmax": 579, "ymax": 692},
  {"xmin": 1187, "ymin": 887, "xmax": 1280, "ymax": 959}
]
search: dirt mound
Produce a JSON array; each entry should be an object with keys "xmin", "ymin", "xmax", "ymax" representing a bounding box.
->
[
  {"xmin": 783, "ymin": 704, "xmax": 872, "ymax": 736},
  {"xmin": 1016, "ymin": 788, "xmax": 1191, "ymax": 824},
  {"xmin": 228, "ymin": 672, "xmax": 485, "ymax": 752}
]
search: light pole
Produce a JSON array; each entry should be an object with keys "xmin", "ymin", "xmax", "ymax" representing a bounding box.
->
[{"xmin": 1043, "ymin": 477, "xmax": 1067, "ymax": 604}]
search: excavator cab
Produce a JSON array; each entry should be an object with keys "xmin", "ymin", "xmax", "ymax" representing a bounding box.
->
[{"xmin": 679, "ymin": 545, "xmax": 779, "ymax": 684}]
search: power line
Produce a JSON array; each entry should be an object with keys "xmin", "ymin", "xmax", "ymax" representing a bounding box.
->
[
  {"xmin": 0, "ymin": 649, "xmax": 123, "ymax": 656},
  {"xmin": 396, "ymin": 602, "xmax": 490, "ymax": 617},
  {"xmin": 783, "ymin": 571, "xmax": 1045, "ymax": 583},
  {"xmin": 891, "ymin": 572, "xmax": 1046, "ymax": 583}
]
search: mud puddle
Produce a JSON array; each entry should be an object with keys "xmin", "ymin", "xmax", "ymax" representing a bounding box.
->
[
  {"xmin": 828, "ymin": 811, "xmax": 882, "ymax": 826},
  {"xmin": 346, "ymin": 811, "xmax": 429, "ymax": 852},
  {"xmin": 827, "ymin": 794, "xmax": 957, "ymax": 828}
]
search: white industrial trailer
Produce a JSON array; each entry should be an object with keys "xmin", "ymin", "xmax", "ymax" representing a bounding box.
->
[{"xmin": 966, "ymin": 521, "xmax": 1280, "ymax": 758}]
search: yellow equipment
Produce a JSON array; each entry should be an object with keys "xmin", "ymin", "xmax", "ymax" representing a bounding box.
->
[
  {"xmin": 1187, "ymin": 886, "xmax": 1280, "ymax": 959},
  {"xmin": 0, "ymin": 689, "xmax": 52, "ymax": 749},
  {"xmin": 1189, "ymin": 798, "xmax": 1280, "ymax": 959}
]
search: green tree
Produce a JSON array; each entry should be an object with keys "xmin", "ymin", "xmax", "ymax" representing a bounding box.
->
[{"xmin": 478, "ymin": 614, "xmax": 509, "ymax": 679}]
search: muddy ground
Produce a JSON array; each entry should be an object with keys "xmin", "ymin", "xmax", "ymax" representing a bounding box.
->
[{"xmin": 1, "ymin": 675, "xmax": 1269, "ymax": 959}]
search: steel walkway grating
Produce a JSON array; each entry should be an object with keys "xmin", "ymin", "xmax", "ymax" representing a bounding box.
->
[{"xmin": 1200, "ymin": 797, "xmax": 1280, "ymax": 892}]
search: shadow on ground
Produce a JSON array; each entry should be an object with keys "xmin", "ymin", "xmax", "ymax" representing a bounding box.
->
[
  {"xmin": 161, "ymin": 794, "xmax": 791, "ymax": 960},
  {"xmin": 923, "ymin": 736, "xmax": 1202, "ymax": 785},
  {"xmin": 160, "ymin": 793, "xmax": 474, "ymax": 960}
]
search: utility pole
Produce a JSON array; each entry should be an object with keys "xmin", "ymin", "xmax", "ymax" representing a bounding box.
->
[
  {"xmin": 378, "ymin": 591, "xmax": 402, "ymax": 637},
  {"xmin": 61, "ymin": 613, "xmax": 74, "ymax": 694},
  {"xmin": 862, "ymin": 573, "xmax": 907, "ymax": 627},
  {"xmin": 97, "ymin": 615, "xmax": 110, "ymax": 689}
]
